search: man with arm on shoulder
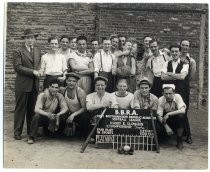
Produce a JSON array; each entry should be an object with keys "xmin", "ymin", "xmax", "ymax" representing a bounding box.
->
[
  {"xmin": 161, "ymin": 44, "xmax": 192, "ymax": 144},
  {"xmin": 146, "ymin": 39, "xmax": 171, "ymax": 98}
]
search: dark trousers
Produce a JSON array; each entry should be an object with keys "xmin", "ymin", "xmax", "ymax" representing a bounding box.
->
[
  {"xmin": 73, "ymin": 112, "xmax": 91, "ymax": 138},
  {"xmin": 14, "ymin": 90, "xmax": 38, "ymax": 136},
  {"xmin": 30, "ymin": 112, "xmax": 91, "ymax": 138},
  {"xmin": 30, "ymin": 113, "xmax": 69, "ymax": 138},
  {"xmin": 156, "ymin": 114, "xmax": 185, "ymax": 139},
  {"xmin": 150, "ymin": 76, "xmax": 163, "ymax": 98}
]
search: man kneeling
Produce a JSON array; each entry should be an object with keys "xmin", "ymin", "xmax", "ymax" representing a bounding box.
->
[
  {"xmin": 157, "ymin": 84, "xmax": 186, "ymax": 150},
  {"xmin": 28, "ymin": 78, "xmax": 68, "ymax": 144}
]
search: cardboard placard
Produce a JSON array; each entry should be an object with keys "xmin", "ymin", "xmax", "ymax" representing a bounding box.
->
[{"xmin": 95, "ymin": 108, "xmax": 157, "ymax": 151}]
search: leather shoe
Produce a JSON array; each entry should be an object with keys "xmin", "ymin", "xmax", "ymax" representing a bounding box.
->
[
  {"xmin": 28, "ymin": 137, "xmax": 34, "ymax": 144},
  {"xmin": 176, "ymin": 142, "xmax": 184, "ymax": 150},
  {"xmin": 176, "ymin": 136, "xmax": 184, "ymax": 150},
  {"xmin": 14, "ymin": 135, "xmax": 22, "ymax": 140},
  {"xmin": 185, "ymin": 137, "xmax": 192, "ymax": 144}
]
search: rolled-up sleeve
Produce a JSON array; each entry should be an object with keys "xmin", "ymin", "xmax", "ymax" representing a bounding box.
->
[
  {"xmin": 157, "ymin": 97, "xmax": 164, "ymax": 117},
  {"xmin": 93, "ymin": 53, "xmax": 100, "ymax": 73},
  {"xmin": 133, "ymin": 91, "xmax": 140, "ymax": 108},
  {"xmin": 86, "ymin": 94, "xmax": 94, "ymax": 110},
  {"xmin": 39, "ymin": 55, "xmax": 46, "ymax": 75},
  {"xmin": 180, "ymin": 64, "xmax": 189, "ymax": 74},
  {"xmin": 161, "ymin": 61, "xmax": 168, "ymax": 74},
  {"xmin": 175, "ymin": 94, "xmax": 186, "ymax": 110},
  {"xmin": 62, "ymin": 55, "xmax": 68, "ymax": 72}
]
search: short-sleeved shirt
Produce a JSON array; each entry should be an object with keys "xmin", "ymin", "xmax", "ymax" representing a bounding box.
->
[
  {"xmin": 133, "ymin": 91, "xmax": 158, "ymax": 110},
  {"xmin": 86, "ymin": 92, "xmax": 118, "ymax": 109},
  {"xmin": 40, "ymin": 52, "xmax": 67, "ymax": 76},
  {"xmin": 111, "ymin": 92, "xmax": 134, "ymax": 109},
  {"xmin": 162, "ymin": 58, "xmax": 189, "ymax": 74},
  {"xmin": 180, "ymin": 53, "xmax": 196, "ymax": 77},
  {"xmin": 69, "ymin": 51, "xmax": 92, "ymax": 72},
  {"xmin": 157, "ymin": 93, "xmax": 186, "ymax": 117},
  {"xmin": 35, "ymin": 89, "xmax": 68, "ymax": 113}
]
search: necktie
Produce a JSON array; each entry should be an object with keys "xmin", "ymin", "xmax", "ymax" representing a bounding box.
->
[{"xmin": 30, "ymin": 47, "xmax": 34, "ymax": 63}]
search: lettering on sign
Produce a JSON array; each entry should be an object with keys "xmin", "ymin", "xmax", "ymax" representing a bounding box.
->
[{"xmin": 95, "ymin": 108, "xmax": 157, "ymax": 151}]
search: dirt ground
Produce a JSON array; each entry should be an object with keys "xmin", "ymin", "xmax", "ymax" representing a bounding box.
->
[{"xmin": 3, "ymin": 107, "xmax": 208, "ymax": 169}]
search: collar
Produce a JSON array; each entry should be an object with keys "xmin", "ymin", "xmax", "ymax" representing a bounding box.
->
[
  {"xmin": 139, "ymin": 92, "xmax": 151, "ymax": 100},
  {"xmin": 101, "ymin": 49, "xmax": 112, "ymax": 55},
  {"xmin": 115, "ymin": 91, "xmax": 128, "ymax": 97},
  {"xmin": 25, "ymin": 44, "xmax": 33, "ymax": 50},
  {"xmin": 44, "ymin": 89, "xmax": 57, "ymax": 100},
  {"xmin": 181, "ymin": 53, "xmax": 191, "ymax": 59},
  {"xmin": 76, "ymin": 50, "xmax": 87, "ymax": 57},
  {"xmin": 172, "ymin": 58, "xmax": 181, "ymax": 64},
  {"xmin": 163, "ymin": 96, "xmax": 176, "ymax": 104}
]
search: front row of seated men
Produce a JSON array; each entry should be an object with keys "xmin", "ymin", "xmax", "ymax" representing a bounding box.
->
[{"xmin": 28, "ymin": 72, "xmax": 186, "ymax": 150}]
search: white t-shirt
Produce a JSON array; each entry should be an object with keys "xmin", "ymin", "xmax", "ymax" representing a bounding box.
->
[{"xmin": 111, "ymin": 91, "xmax": 134, "ymax": 109}]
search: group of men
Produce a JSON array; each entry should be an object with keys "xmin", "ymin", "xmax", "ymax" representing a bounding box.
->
[{"xmin": 12, "ymin": 28, "xmax": 196, "ymax": 150}]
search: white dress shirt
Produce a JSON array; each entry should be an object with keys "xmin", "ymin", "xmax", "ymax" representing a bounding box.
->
[
  {"xmin": 93, "ymin": 50, "xmax": 115, "ymax": 73},
  {"xmin": 162, "ymin": 58, "xmax": 189, "ymax": 74},
  {"xmin": 40, "ymin": 52, "xmax": 67, "ymax": 76}
]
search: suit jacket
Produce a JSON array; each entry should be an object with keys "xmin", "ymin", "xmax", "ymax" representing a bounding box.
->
[{"xmin": 13, "ymin": 45, "xmax": 41, "ymax": 92}]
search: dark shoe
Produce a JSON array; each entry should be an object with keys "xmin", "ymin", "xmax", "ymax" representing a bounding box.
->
[
  {"xmin": 176, "ymin": 142, "xmax": 184, "ymax": 150},
  {"xmin": 176, "ymin": 137, "xmax": 184, "ymax": 150},
  {"xmin": 27, "ymin": 136, "xmax": 34, "ymax": 144},
  {"xmin": 118, "ymin": 146, "xmax": 124, "ymax": 154},
  {"xmin": 185, "ymin": 136, "xmax": 192, "ymax": 144},
  {"xmin": 128, "ymin": 147, "xmax": 134, "ymax": 155},
  {"xmin": 14, "ymin": 135, "xmax": 22, "ymax": 140}
]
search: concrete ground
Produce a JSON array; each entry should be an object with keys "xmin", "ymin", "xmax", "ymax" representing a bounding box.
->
[{"xmin": 3, "ymin": 107, "xmax": 208, "ymax": 169}]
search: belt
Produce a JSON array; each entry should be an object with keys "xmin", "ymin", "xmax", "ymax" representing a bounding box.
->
[{"xmin": 46, "ymin": 74, "xmax": 63, "ymax": 77}]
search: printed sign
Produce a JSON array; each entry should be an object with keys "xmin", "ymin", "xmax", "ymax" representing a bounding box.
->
[{"xmin": 95, "ymin": 108, "xmax": 157, "ymax": 151}]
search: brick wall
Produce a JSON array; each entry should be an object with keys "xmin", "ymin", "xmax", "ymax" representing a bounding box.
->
[
  {"xmin": 5, "ymin": 3, "xmax": 97, "ymax": 111},
  {"xmin": 96, "ymin": 3, "xmax": 208, "ymax": 108},
  {"xmin": 5, "ymin": 3, "xmax": 208, "ymax": 112}
]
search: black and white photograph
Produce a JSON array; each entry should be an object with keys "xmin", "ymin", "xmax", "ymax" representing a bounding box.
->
[{"xmin": 1, "ymin": 0, "xmax": 208, "ymax": 170}]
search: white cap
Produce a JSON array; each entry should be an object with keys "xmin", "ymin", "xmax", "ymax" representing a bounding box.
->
[{"xmin": 162, "ymin": 84, "xmax": 175, "ymax": 90}]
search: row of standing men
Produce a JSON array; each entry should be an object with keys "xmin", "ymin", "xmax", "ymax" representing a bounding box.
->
[{"xmin": 13, "ymin": 28, "xmax": 196, "ymax": 147}]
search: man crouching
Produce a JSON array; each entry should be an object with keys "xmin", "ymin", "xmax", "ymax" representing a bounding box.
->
[
  {"xmin": 28, "ymin": 78, "xmax": 68, "ymax": 144},
  {"xmin": 156, "ymin": 84, "xmax": 186, "ymax": 150}
]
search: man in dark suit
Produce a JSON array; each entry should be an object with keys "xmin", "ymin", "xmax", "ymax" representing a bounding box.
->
[{"xmin": 13, "ymin": 28, "xmax": 41, "ymax": 140}]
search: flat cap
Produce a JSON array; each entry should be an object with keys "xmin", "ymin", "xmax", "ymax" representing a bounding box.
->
[
  {"xmin": 138, "ymin": 77, "xmax": 152, "ymax": 86},
  {"xmin": 65, "ymin": 72, "xmax": 81, "ymax": 80}
]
